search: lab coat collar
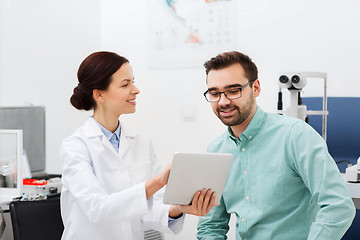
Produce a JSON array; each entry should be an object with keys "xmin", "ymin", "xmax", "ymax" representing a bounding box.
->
[
  {"xmin": 90, "ymin": 116, "xmax": 121, "ymax": 142},
  {"xmin": 83, "ymin": 117, "xmax": 136, "ymax": 139}
]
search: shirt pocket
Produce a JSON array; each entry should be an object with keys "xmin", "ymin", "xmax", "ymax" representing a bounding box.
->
[
  {"xmin": 255, "ymin": 167, "xmax": 286, "ymax": 207},
  {"xmin": 128, "ymin": 161, "xmax": 152, "ymax": 185}
]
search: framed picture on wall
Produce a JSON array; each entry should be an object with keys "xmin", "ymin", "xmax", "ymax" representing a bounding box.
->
[{"xmin": 149, "ymin": 0, "xmax": 237, "ymax": 68}]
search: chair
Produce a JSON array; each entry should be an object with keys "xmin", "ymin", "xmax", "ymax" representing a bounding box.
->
[
  {"xmin": 144, "ymin": 229, "xmax": 164, "ymax": 240},
  {"xmin": 342, "ymin": 208, "xmax": 360, "ymax": 240},
  {"xmin": 303, "ymin": 97, "xmax": 360, "ymax": 240},
  {"xmin": 9, "ymin": 197, "xmax": 64, "ymax": 240},
  {"xmin": 302, "ymin": 97, "xmax": 360, "ymax": 173}
]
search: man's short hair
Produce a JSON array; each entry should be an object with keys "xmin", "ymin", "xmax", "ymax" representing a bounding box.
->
[{"xmin": 204, "ymin": 51, "xmax": 258, "ymax": 84}]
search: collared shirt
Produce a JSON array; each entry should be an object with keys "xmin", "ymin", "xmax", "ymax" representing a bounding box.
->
[
  {"xmin": 198, "ymin": 107, "xmax": 355, "ymax": 240},
  {"xmin": 92, "ymin": 116, "xmax": 121, "ymax": 152}
]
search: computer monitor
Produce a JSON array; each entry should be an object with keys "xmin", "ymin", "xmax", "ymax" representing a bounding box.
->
[
  {"xmin": 0, "ymin": 106, "xmax": 46, "ymax": 175},
  {"xmin": 0, "ymin": 129, "xmax": 23, "ymax": 201}
]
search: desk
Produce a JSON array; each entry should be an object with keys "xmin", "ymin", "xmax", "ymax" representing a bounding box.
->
[
  {"xmin": 342, "ymin": 174, "xmax": 360, "ymax": 209},
  {"xmin": 0, "ymin": 201, "xmax": 11, "ymax": 210},
  {"xmin": 341, "ymin": 174, "xmax": 360, "ymax": 239}
]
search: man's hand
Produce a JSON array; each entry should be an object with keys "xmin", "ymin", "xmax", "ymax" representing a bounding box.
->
[{"xmin": 169, "ymin": 189, "xmax": 216, "ymax": 218}]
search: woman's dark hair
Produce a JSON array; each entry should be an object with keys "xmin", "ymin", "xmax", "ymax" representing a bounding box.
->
[
  {"xmin": 204, "ymin": 51, "xmax": 258, "ymax": 85},
  {"xmin": 70, "ymin": 51, "xmax": 129, "ymax": 110}
]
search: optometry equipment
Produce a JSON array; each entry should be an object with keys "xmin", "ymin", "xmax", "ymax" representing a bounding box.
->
[
  {"xmin": 345, "ymin": 157, "xmax": 360, "ymax": 182},
  {"xmin": 277, "ymin": 72, "xmax": 328, "ymax": 141}
]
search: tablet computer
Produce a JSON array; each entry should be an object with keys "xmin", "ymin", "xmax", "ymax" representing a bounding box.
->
[{"xmin": 163, "ymin": 152, "xmax": 233, "ymax": 205}]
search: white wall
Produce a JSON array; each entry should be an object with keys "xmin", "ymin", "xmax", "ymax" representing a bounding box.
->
[
  {"xmin": 100, "ymin": 0, "xmax": 360, "ymax": 239},
  {"xmin": 0, "ymin": 0, "xmax": 101, "ymax": 173},
  {"xmin": 100, "ymin": 0, "xmax": 360, "ymax": 161}
]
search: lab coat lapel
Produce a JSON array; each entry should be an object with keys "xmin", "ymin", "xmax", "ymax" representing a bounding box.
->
[
  {"xmin": 84, "ymin": 117, "xmax": 136, "ymax": 158},
  {"xmin": 101, "ymin": 135, "xmax": 118, "ymax": 155},
  {"xmin": 118, "ymin": 122, "xmax": 136, "ymax": 159}
]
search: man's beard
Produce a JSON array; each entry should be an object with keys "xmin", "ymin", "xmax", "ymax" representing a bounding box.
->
[{"xmin": 215, "ymin": 97, "xmax": 254, "ymax": 126}]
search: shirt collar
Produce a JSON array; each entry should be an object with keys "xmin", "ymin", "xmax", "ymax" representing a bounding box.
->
[
  {"xmin": 91, "ymin": 116, "xmax": 121, "ymax": 141},
  {"xmin": 227, "ymin": 106, "xmax": 266, "ymax": 141}
]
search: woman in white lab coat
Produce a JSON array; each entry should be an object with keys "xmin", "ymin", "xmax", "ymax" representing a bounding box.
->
[{"xmin": 60, "ymin": 51, "xmax": 215, "ymax": 240}]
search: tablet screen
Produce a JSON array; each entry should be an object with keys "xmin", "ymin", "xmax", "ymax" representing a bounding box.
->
[{"xmin": 163, "ymin": 152, "xmax": 233, "ymax": 205}]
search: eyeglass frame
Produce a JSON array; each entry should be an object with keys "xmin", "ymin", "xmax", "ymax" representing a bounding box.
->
[{"xmin": 203, "ymin": 80, "xmax": 254, "ymax": 102}]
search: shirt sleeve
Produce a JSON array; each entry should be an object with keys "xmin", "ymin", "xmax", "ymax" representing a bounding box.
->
[
  {"xmin": 289, "ymin": 121, "xmax": 356, "ymax": 240},
  {"xmin": 197, "ymin": 195, "xmax": 230, "ymax": 239},
  {"xmin": 168, "ymin": 213, "xmax": 183, "ymax": 224}
]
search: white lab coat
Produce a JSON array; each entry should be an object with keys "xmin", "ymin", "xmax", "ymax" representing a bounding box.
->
[{"xmin": 60, "ymin": 117, "xmax": 184, "ymax": 240}]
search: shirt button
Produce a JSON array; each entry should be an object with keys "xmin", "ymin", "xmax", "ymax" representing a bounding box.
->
[
  {"xmin": 244, "ymin": 171, "xmax": 247, "ymax": 175},
  {"xmin": 246, "ymin": 196, "xmax": 250, "ymax": 200},
  {"xmin": 249, "ymin": 135, "xmax": 252, "ymax": 139},
  {"xmin": 241, "ymin": 218, "xmax": 245, "ymax": 222},
  {"xmin": 242, "ymin": 147, "xmax": 246, "ymax": 152}
]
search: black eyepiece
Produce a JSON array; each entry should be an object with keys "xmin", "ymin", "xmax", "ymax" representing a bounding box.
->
[
  {"xmin": 291, "ymin": 75, "xmax": 300, "ymax": 84},
  {"xmin": 279, "ymin": 75, "xmax": 289, "ymax": 83}
]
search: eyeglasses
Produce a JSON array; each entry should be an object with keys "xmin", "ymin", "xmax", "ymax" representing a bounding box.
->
[{"xmin": 203, "ymin": 81, "xmax": 254, "ymax": 102}]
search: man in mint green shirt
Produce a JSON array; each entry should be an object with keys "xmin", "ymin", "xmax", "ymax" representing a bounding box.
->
[{"xmin": 197, "ymin": 51, "xmax": 355, "ymax": 240}]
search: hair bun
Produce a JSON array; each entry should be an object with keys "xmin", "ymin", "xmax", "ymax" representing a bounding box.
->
[{"xmin": 70, "ymin": 86, "xmax": 92, "ymax": 110}]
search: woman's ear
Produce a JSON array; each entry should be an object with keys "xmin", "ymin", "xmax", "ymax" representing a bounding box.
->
[{"xmin": 93, "ymin": 89, "xmax": 104, "ymax": 103}]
